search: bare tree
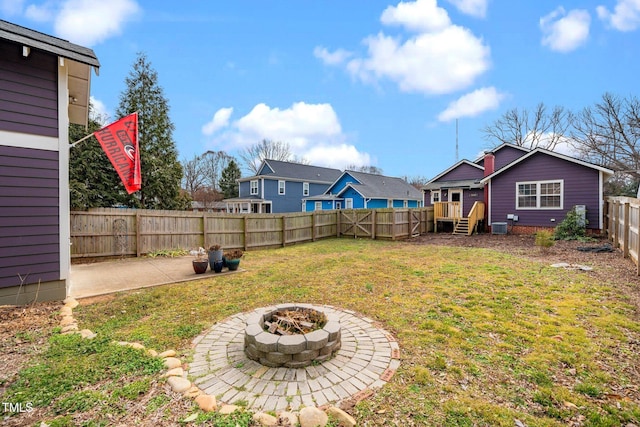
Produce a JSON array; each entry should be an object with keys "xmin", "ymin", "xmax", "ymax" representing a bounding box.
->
[
  {"xmin": 407, "ymin": 175, "xmax": 429, "ymax": 189},
  {"xmin": 345, "ymin": 165, "xmax": 384, "ymax": 175},
  {"xmin": 202, "ymin": 150, "xmax": 232, "ymax": 190},
  {"xmin": 482, "ymin": 103, "xmax": 572, "ymax": 150},
  {"xmin": 181, "ymin": 154, "xmax": 205, "ymax": 198},
  {"xmin": 571, "ymin": 93, "xmax": 640, "ymax": 180},
  {"xmin": 240, "ymin": 139, "xmax": 293, "ymax": 174}
]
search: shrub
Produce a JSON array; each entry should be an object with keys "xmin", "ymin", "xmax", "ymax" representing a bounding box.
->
[
  {"xmin": 554, "ymin": 207, "xmax": 587, "ymax": 240},
  {"xmin": 535, "ymin": 230, "xmax": 555, "ymax": 252}
]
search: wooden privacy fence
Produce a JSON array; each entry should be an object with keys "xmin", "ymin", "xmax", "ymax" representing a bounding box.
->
[
  {"xmin": 605, "ymin": 196, "xmax": 640, "ymax": 275},
  {"xmin": 70, "ymin": 207, "xmax": 434, "ymax": 259}
]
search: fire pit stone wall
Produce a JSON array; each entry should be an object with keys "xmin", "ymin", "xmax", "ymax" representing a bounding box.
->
[{"xmin": 244, "ymin": 304, "xmax": 342, "ymax": 368}]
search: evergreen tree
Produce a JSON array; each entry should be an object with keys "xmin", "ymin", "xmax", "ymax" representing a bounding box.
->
[
  {"xmin": 116, "ymin": 52, "xmax": 187, "ymax": 209},
  {"xmin": 219, "ymin": 160, "xmax": 241, "ymax": 198},
  {"xmin": 69, "ymin": 109, "xmax": 124, "ymax": 209}
]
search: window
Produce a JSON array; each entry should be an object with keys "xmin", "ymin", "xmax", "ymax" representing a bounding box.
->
[
  {"xmin": 278, "ymin": 180, "xmax": 285, "ymax": 195},
  {"xmin": 250, "ymin": 180, "xmax": 258, "ymax": 195},
  {"xmin": 517, "ymin": 180, "xmax": 563, "ymax": 209},
  {"xmin": 387, "ymin": 199, "xmax": 393, "ymax": 208},
  {"xmin": 303, "ymin": 182, "xmax": 309, "ymax": 196},
  {"xmin": 345, "ymin": 198, "xmax": 353, "ymax": 209},
  {"xmin": 404, "ymin": 200, "xmax": 408, "ymax": 208},
  {"xmin": 431, "ymin": 190, "xmax": 441, "ymax": 204},
  {"xmin": 336, "ymin": 202, "xmax": 342, "ymax": 209},
  {"xmin": 315, "ymin": 201, "xmax": 322, "ymax": 211}
]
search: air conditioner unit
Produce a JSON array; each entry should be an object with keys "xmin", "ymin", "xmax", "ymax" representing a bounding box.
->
[{"xmin": 492, "ymin": 222, "xmax": 508, "ymax": 235}]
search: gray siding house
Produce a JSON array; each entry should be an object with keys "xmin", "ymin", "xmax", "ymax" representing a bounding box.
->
[
  {"xmin": 0, "ymin": 20, "xmax": 99, "ymax": 304},
  {"xmin": 226, "ymin": 160, "xmax": 342, "ymax": 213},
  {"xmin": 424, "ymin": 143, "xmax": 613, "ymax": 234}
]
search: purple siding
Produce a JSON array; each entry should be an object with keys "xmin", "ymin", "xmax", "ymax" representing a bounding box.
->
[
  {"xmin": 439, "ymin": 162, "xmax": 483, "ymax": 181},
  {"xmin": 489, "ymin": 153, "xmax": 601, "ymax": 229},
  {"xmin": 478, "ymin": 145, "xmax": 528, "ymax": 170},
  {"xmin": 0, "ymin": 41, "xmax": 58, "ymax": 137},
  {"xmin": 0, "ymin": 145, "xmax": 60, "ymax": 289}
]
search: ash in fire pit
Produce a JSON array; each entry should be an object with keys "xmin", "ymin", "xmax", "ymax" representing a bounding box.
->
[{"xmin": 244, "ymin": 304, "xmax": 341, "ymax": 368}]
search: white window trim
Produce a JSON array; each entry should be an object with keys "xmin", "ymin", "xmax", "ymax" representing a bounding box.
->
[
  {"xmin": 278, "ymin": 180, "xmax": 286, "ymax": 195},
  {"xmin": 516, "ymin": 179, "xmax": 564, "ymax": 210},
  {"xmin": 345, "ymin": 198, "xmax": 353, "ymax": 209},
  {"xmin": 303, "ymin": 182, "xmax": 309, "ymax": 196},
  {"xmin": 387, "ymin": 199, "xmax": 393, "ymax": 208},
  {"xmin": 250, "ymin": 180, "xmax": 258, "ymax": 195},
  {"xmin": 430, "ymin": 190, "xmax": 441, "ymax": 204},
  {"xmin": 314, "ymin": 201, "xmax": 322, "ymax": 211}
]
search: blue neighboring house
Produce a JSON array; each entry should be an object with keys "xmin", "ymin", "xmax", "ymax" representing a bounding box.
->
[
  {"xmin": 226, "ymin": 159, "xmax": 342, "ymax": 213},
  {"xmin": 303, "ymin": 170, "xmax": 423, "ymax": 211}
]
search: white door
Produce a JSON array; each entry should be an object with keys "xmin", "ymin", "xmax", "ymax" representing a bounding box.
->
[{"xmin": 449, "ymin": 190, "xmax": 463, "ymax": 217}]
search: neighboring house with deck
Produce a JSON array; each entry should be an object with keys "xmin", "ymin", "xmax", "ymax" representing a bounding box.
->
[
  {"xmin": 303, "ymin": 170, "xmax": 423, "ymax": 211},
  {"xmin": 423, "ymin": 143, "xmax": 614, "ymax": 235},
  {"xmin": 0, "ymin": 20, "xmax": 99, "ymax": 304},
  {"xmin": 226, "ymin": 159, "xmax": 342, "ymax": 213}
]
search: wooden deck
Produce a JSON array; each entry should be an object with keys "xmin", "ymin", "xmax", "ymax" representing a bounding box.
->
[{"xmin": 434, "ymin": 201, "xmax": 485, "ymax": 235}]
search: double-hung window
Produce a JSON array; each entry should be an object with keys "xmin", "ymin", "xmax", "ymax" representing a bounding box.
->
[
  {"xmin": 303, "ymin": 182, "xmax": 309, "ymax": 196},
  {"xmin": 516, "ymin": 180, "xmax": 563, "ymax": 209},
  {"xmin": 278, "ymin": 180, "xmax": 286, "ymax": 195},
  {"xmin": 431, "ymin": 190, "xmax": 441, "ymax": 204},
  {"xmin": 250, "ymin": 180, "xmax": 258, "ymax": 195}
]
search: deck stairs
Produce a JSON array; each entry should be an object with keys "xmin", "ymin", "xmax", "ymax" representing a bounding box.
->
[{"xmin": 453, "ymin": 218, "xmax": 470, "ymax": 235}]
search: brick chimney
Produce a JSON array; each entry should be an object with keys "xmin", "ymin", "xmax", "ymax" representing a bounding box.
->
[
  {"xmin": 483, "ymin": 151, "xmax": 494, "ymax": 230},
  {"xmin": 483, "ymin": 151, "xmax": 495, "ymax": 177}
]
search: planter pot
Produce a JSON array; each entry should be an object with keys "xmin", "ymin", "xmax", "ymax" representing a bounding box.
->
[
  {"xmin": 212, "ymin": 260, "xmax": 224, "ymax": 273},
  {"xmin": 192, "ymin": 259, "xmax": 208, "ymax": 274},
  {"xmin": 226, "ymin": 258, "xmax": 241, "ymax": 271},
  {"xmin": 209, "ymin": 250, "xmax": 223, "ymax": 268}
]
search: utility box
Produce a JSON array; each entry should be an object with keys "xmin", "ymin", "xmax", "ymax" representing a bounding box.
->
[
  {"xmin": 574, "ymin": 205, "xmax": 586, "ymax": 227},
  {"xmin": 491, "ymin": 222, "xmax": 508, "ymax": 235}
]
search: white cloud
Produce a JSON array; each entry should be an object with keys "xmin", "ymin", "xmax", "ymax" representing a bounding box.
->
[
  {"xmin": 446, "ymin": 0, "xmax": 488, "ymax": 18},
  {"xmin": 313, "ymin": 46, "xmax": 353, "ymax": 66},
  {"xmin": 437, "ymin": 86, "xmax": 505, "ymax": 122},
  {"xmin": 347, "ymin": 26, "xmax": 490, "ymax": 95},
  {"xmin": 89, "ymin": 96, "xmax": 110, "ymax": 124},
  {"xmin": 202, "ymin": 108, "xmax": 234, "ymax": 136},
  {"xmin": 25, "ymin": 3, "xmax": 55, "ymax": 22},
  {"xmin": 597, "ymin": 0, "xmax": 640, "ymax": 31},
  {"xmin": 540, "ymin": 7, "xmax": 591, "ymax": 53},
  {"xmin": 204, "ymin": 102, "xmax": 373, "ymax": 169},
  {"xmin": 319, "ymin": 0, "xmax": 490, "ymax": 96},
  {"xmin": 380, "ymin": 0, "xmax": 451, "ymax": 32},
  {"xmin": 53, "ymin": 0, "xmax": 140, "ymax": 46}
]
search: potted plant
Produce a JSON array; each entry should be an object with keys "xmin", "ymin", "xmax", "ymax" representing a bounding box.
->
[
  {"xmin": 223, "ymin": 249, "xmax": 244, "ymax": 271},
  {"xmin": 208, "ymin": 244, "xmax": 224, "ymax": 273},
  {"xmin": 190, "ymin": 247, "xmax": 209, "ymax": 274}
]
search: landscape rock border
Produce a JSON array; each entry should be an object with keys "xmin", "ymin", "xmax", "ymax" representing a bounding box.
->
[{"xmin": 45, "ymin": 299, "xmax": 371, "ymax": 426}]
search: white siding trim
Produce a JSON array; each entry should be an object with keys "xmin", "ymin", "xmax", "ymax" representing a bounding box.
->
[
  {"xmin": 58, "ymin": 60, "xmax": 71, "ymax": 286},
  {"xmin": 0, "ymin": 130, "xmax": 58, "ymax": 151}
]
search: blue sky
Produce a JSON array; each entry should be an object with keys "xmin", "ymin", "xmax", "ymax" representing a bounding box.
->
[{"xmin": 2, "ymin": 0, "xmax": 640, "ymax": 180}]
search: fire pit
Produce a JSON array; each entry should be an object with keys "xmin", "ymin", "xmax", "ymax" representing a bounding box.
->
[{"xmin": 244, "ymin": 304, "xmax": 341, "ymax": 368}]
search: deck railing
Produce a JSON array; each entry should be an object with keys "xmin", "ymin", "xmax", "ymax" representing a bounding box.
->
[
  {"xmin": 433, "ymin": 202, "xmax": 461, "ymax": 221},
  {"xmin": 466, "ymin": 201, "xmax": 485, "ymax": 235}
]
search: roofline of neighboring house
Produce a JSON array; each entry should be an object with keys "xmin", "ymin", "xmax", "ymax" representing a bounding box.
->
[
  {"xmin": 237, "ymin": 175, "xmax": 336, "ymax": 184},
  {"xmin": 424, "ymin": 160, "xmax": 484, "ymax": 186},
  {"xmin": 480, "ymin": 147, "xmax": 615, "ymax": 183},
  {"xmin": 334, "ymin": 182, "xmax": 423, "ymax": 201},
  {"xmin": 0, "ymin": 20, "xmax": 100, "ymax": 70}
]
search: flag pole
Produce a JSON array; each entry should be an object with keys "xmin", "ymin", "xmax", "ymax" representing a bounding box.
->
[{"xmin": 69, "ymin": 133, "xmax": 94, "ymax": 149}]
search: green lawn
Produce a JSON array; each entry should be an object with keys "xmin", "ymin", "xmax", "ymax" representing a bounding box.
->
[{"xmin": 5, "ymin": 238, "xmax": 640, "ymax": 426}]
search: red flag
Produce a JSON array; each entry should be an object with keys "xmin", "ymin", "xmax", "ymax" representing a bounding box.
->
[{"xmin": 93, "ymin": 112, "xmax": 141, "ymax": 194}]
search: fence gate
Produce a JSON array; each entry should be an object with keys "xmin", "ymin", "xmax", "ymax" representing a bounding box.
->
[
  {"xmin": 340, "ymin": 210, "xmax": 373, "ymax": 238},
  {"xmin": 411, "ymin": 210, "xmax": 421, "ymax": 237}
]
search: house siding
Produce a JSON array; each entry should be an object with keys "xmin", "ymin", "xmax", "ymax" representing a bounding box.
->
[
  {"xmin": 439, "ymin": 163, "xmax": 483, "ymax": 181},
  {"xmin": 489, "ymin": 153, "xmax": 601, "ymax": 229},
  {"xmin": 0, "ymin": 145, "xmax": 60, "ymax": 290},
  {"xmin": 0, "ymin": 41, "xmax": 58, "ymax": 137}
]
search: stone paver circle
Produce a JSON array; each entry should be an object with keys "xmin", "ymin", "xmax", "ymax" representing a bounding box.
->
[{"xmin": 189, "ymin": 304, "xmax": 400, "ymax": 412}]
